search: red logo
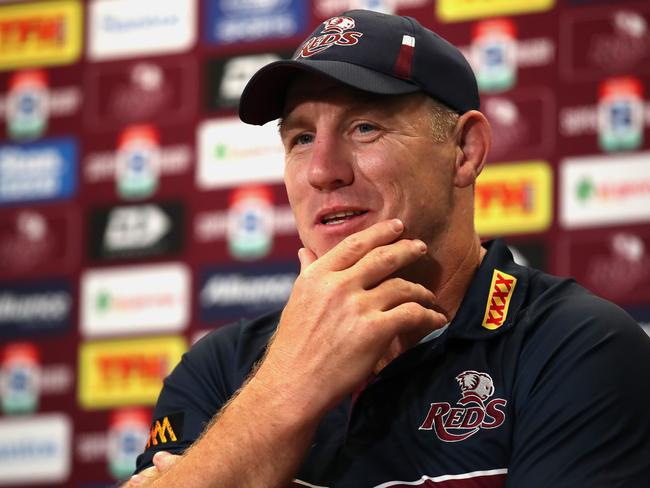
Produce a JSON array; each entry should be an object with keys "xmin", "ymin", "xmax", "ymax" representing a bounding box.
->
[
  {"xmin": 298, "ymin": 16, "xmax": 363, "ymax": 58},
  {"xmin": 419, "ymin": 371, "xmax": 507, "ymax": 442}
]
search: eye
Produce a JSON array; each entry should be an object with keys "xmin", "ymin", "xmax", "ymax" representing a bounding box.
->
[
  {"xmin": 294, "ymin": 133, "xmax": 314, "ymax": 146},
  {"xmin": 356, "ymin": 123, "xmax": 377, "ymax": 134}
]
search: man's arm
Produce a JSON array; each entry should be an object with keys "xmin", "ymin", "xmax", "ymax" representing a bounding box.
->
[{"xmin": 127, "ymin": 219, "xmax": 447, "ymax": 487}]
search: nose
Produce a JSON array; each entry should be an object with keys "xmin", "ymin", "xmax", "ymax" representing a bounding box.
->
[{"xmin": 307, "ymin": 131, "xmax": 354, "ymax": 192}]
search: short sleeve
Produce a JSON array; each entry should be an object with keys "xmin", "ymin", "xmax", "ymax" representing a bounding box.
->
[{"xmin": 507, "ymin": 295, "xmax": 650, "ymax": 487}]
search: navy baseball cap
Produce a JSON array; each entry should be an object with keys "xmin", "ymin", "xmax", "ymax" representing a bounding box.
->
[{"xmin": 239, "ymin": 9, "xmax": 479, "ymax": 125}]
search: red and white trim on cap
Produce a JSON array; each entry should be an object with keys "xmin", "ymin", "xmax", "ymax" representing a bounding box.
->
[{"xmin": 393, "ymin": 34, "xmax": 415, "ymax": 80}]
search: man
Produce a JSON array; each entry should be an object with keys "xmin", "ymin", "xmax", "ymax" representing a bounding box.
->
[{"xmin": 129, "ymin": 10, "xmax": 650, "ymax": 487}]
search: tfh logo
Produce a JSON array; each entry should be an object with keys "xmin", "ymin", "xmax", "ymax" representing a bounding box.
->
[
  {"xmin": 419, "ymin": 371, "xmax": 507, "ymax": 442},
  {"xmin": 297, "ymin": 16, "xmax": 363, "ymax": 58}
]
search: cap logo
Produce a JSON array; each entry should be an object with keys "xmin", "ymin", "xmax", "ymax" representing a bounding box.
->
[{"xmin": 297, "ymin": 16, "xmax": 363, "ymax": 58}]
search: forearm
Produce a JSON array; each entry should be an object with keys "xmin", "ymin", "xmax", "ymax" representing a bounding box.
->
[{"xmin": 145, "ymin": 373, "xmax": 321, "ymax": 488}]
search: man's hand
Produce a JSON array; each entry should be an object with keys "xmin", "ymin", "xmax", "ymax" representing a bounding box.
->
[
  {"xmin": 254, "ymin": 219, "xmax": 448, "ymax": 416},
  {"xmin": 124, "ymin": 452, "xmax": 180, "ymax": 487}
]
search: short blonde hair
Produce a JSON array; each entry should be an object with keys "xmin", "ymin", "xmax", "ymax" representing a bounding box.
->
[{"xmin": 427, "ymin": 96, "xmax": 459, "ymax": 143}]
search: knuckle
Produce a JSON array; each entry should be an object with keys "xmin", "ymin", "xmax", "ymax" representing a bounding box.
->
[
  {"xmin": 344, "ymin": 234, "xmax": 364, "ymax": 253},
  {"xmin": 376, "ymin": 247, "xmax": 398, "ymax": 267}
]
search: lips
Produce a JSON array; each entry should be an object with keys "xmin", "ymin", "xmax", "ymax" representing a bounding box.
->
[{"xmin": 321, "ymin": 210, "xmax": 367, "ymax": 225}]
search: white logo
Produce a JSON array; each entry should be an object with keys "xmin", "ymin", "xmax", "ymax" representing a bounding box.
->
[
  {"xmin": 197, "ymin": 118, "xmax": 284, "ymax": 189},
  {"xmin": 81, "ymin": 263, "xmax": 189, "ymax": 337},
  {"xmin": 88, "ymin": 0, "xmax": 196, "ymax": 61},
  {"xmin": 560, "ymin": 151, "xmax": 650, "ymax": 228},
  {"xmin": 104, "ymin": 205, "xmax": 170, "ymax": 251},
  {"xmin": 0, "ymin": 414, "xmax": 71, "ymax": 485},
  {"xmin": 219, "ymin": 54, "xmax": 282, "ymax": 101}
]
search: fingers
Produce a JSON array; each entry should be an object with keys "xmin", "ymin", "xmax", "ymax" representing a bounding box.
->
[
  {"xmin": 367, "ymin": 278, "xmax": 436, "ymax": 312},
  {"xmin": 298, "ymin": 247, "xmax": 317, "ymax": 273},
  {"xmin": 153, "ymin": 450, "xmax": 180, "ymax": 472},
  {"xmin": 382, "ymin": 302, "xmax": 448, "ymax": 337},
  {"xmin": 319, "ymin": 219, "xmax": 406, "ymax": 271},
  {"xmin": 128, "ymin": 466, "xmax": 157, "ymax": 486},
  {"xmin": 354, "ymin": 238, "xmax": 428, "ymax": 289}
]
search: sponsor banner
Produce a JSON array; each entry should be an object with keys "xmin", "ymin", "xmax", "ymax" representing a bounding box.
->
[
  {"xmin": 78, "ymin": 336, "xmax": 187, "ymax": 409},
  {"xmin": 560, "ymin": 6, "xmax": 650, "ymax": 82},
  {"xmin": 483, "ymin": 90, "xmax": 555, "ymax": 162},
  {"xmin": 81, "ymin": 262, "xmax": 190, "ymax": 338},
  {"xmin": 475, "ymin": 161, "xmax": 552, "ymax": 236},
  {"xmin": 88, "ymin": 0, "xmax": 196, "ymax": 61},
  {"xmin": 206, "ymin": 51, "xmax": 291, "ymax": 111},
  {"xmin": 314, "ymin": 0, "xmax": 429, "ymax": 17},
  {"xmin": 107, "ymin": 408, "xmax": 150, "ymax": 480},
  {"xmin": 560, "ymin": 152, "xmax": 650, "ymax": 228},
  {"xmin": 88, "ymin": 201, "xmax": 185, "ymax": 262},
  {"xmin": 0, "ymin": 343, "xmax": 40, "ymax": 414},
  {"xmin": 0, "ymin": 208, "xmax": 78, "ymax": 279},
  {"xmin": 559, "ymin": 230, "xmax": 650, "ymax": 304},
  {"xmin": 84, "ymin": 58, "xmax": 197, "ymax": 131},
  {"xmin": 0, "ymin": 413, "xmax": 71, "ymax": 485},
  {"xmin": 0, "ymin": 137, "xmax": 78, "ymax": 205},
  {"xmin": 0, "ymin": 1, "xmax": 82, "ymax": 71},
  {"xmin": 436, "ymin": 0, "xmax": 554, "ymax": 22},
  {"xmin": 83, "ymin": 125, "xmax": 193, "ymax": 201},
  {"xmin": 204, "ymin": 0, "xmax": 308, "ymax": 45},
  {"xmin": 199, "ymin": 262, "xmax": 298, "ymax": 323},
  {"xmin": 0, "ymin": 280, "xmax": 72, "ymax": 338},
  {"xmin": 0, "ymin": 69, "xmax": 83, "ymax": 142},
  {"xmin": 197, "ymin": 118, "xmax": 284, "ymax": 189}
]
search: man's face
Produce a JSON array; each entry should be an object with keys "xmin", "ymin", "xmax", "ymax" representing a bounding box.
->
[{"xmin": 280, "ymin": 76, "xmax": 458, "ymax": 258}]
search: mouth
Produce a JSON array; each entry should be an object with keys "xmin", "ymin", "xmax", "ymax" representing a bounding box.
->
[{"xmin": 320, "ymin": 210, "xmax": 368, "ymax": 225}]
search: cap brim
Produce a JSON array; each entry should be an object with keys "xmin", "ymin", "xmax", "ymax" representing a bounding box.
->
[{"xmin": 238, "ymin": 59, "xmax": 420, "ymax": 125}]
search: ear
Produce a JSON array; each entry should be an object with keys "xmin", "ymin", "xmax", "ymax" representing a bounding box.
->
[{"xmin": 452, "ymin": 110, "xmax": 491, "ymax": 188}]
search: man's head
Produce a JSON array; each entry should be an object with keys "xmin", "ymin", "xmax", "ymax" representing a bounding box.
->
[{"xmin": 238, "ymin": 10, "xmax": 490, "ymax": 259}]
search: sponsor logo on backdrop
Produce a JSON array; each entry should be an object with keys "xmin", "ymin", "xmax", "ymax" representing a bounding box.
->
[
  {"xmin": 437, "ymin": 0, "xmax": 554, "ymax": 22},
  {"xmin": 0, "ymin": 1, "xmax": 82, "ymax": 71},
  {"xmin": 597, "ymin": 77, "xmax": 645, "ymax": 152},
  {"xmin": 0, "ymin": 414, "xmax": 71, "ymax": 485},
  {"xmin": 560, "ymin": 152, "xmax": 650, "ymax": 228},
  {"xmin": 81, "ymin": 263, "xmax": 189, "ymax": 338},
  {"xmin": 88, "ymin": 202, "xmax": 184, "ymax": 261},
  {"xmin": 205, "ymin": 0, "xmax": 307, "ymax": 45},
  {"xmin": 475, "ymin": 161, "xmax": 552, "ymax": 236},
  {"xmin": 207, "ymin": 52, "xmax": 288, "ymax": 110},
  {"xmin": 84, "ymin": 125, "xmax": 192, "ymax": 199},
  {"xmin": 483, "ymin": 91, "xmax": 555, "ymax": 161},
  {"xmin": 107, "ymin": 408, "xmax": 150, "ymax": 480},
  {"xmin": 199, "ymin": 263, "xmax": 298, "ymax": 323},
  {"xmin": 85, "ymin": 58, "xmax": 196, "ymax": 130},
  {"xmin": 195, "ymin": 204, "xmax": 295, "ymax": 244},
  {"xmin": 197, "ymin": 118, "xmax": 284, "ymax": 189},
  {"xmin": 88, "ymin": 0, "xmax": 196, "ymax": 61},
  {"xmin": 419, "ymin": 371, "xmax": 507, "ymax": 442},
  {"xmin": 560, "ymin": 7, "xmax": 650, "ymax": 82},
  {"xmin": 314, "ymin": 0, "xmax": 429, "ymax": 17},
  {"xmin": 560, "ymin": 232, "xmax": 650, "ymax": 304},
  {"xmin": 0, "ymin": 71, "xmax": 82, "ymax": 142},
  {"xmin": 0, "ymin": 281, "xmax": 72, "ymax": 338},
  {"xmin": 0, "ymin": 137, "xmax": 77, "ymax": 205},
  {"xmin": 0, "ymin": 343, "xmax": 40, "ymax": 414},
  {"xmin": 78, "ymin": 336, "xmax": 186, "ymax": 409},
  {"xmin": 227, "ymin": 186, "xmax": 274, "ymax": 260},
  {"xmin": 0, "ymin": 209, "xmax": 77, "ymax": 278}
]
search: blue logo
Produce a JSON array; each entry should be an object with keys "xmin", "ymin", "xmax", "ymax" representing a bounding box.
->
[
  {"xmin": 199, "ymin": 262, "xmax": 298, "ymax": 323},
  {"xmin": 0, "ymin": 280, "xmax": 72, "ymax": 338},
  {"xmin": 204, "ymin": 0, "xmax": 308, "ymax": 45},
  {"xmin": 0, "ymin": 138, "xmax": 77, "ymax": 206}
]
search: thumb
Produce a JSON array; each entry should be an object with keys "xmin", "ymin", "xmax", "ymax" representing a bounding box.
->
[{"xmin": 298, "ymin": 247, "xmax": 317, "ymax": 273}]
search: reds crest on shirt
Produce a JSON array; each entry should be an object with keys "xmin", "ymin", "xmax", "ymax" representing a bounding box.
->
[
  {"xmin": 297, "ymin": 16, "xmax": 363, "ymax": 58},
  {"xmin": 419, "ymin": 371, "xmax": 507, "ymax": 442}
]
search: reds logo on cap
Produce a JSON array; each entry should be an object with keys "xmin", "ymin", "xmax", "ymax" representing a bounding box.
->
[{"xmin": 297, "ymin": 16, "xmax": 363, "ymax": 58}]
